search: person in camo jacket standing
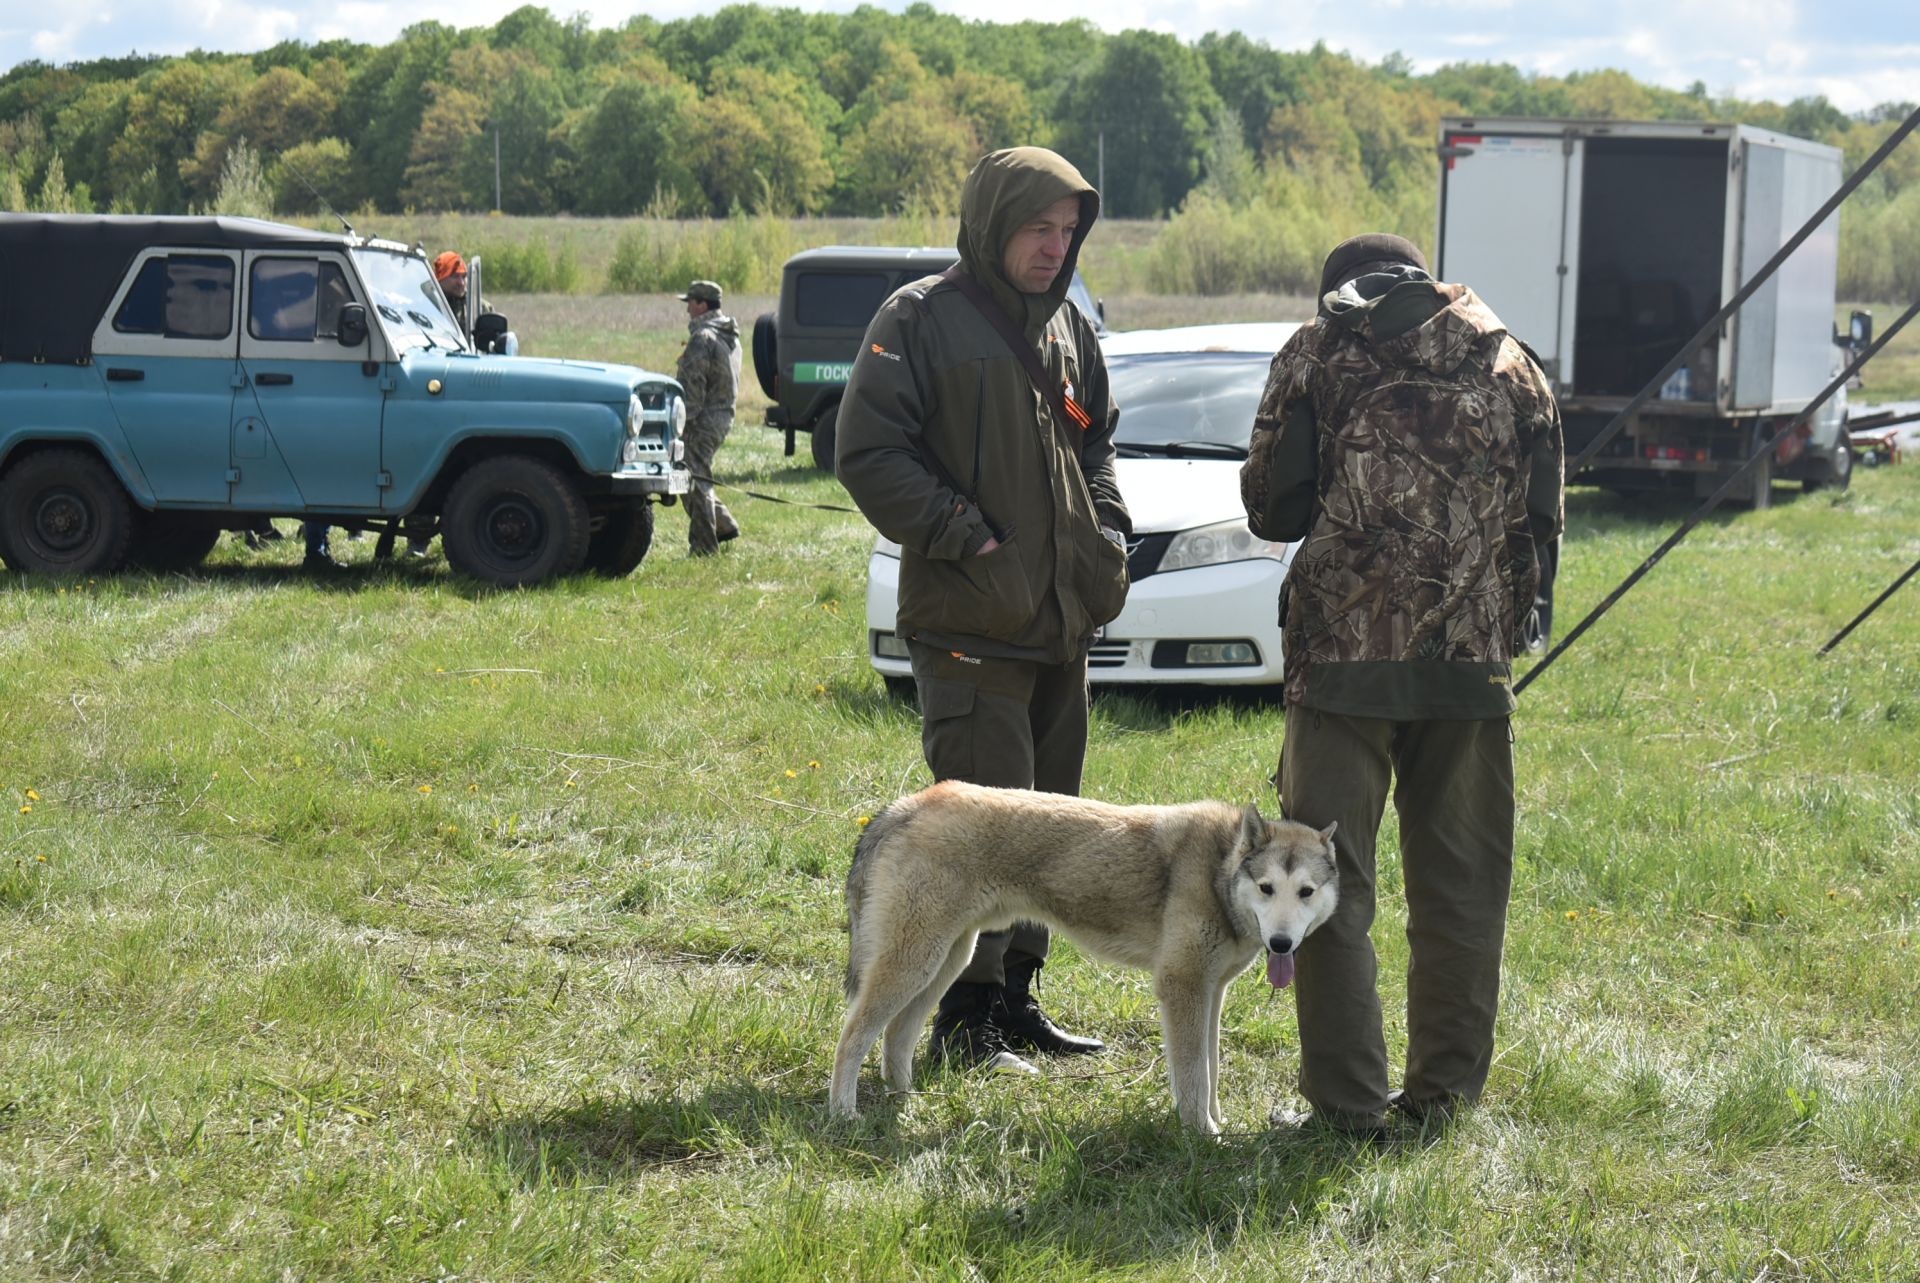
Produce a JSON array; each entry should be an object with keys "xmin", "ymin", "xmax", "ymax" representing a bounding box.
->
[
  {"xmin": 675, "ymin": 279, "xmax": 743, "ymax": 556},
  {"xmin": 1240, "ymin": 232, "xmax": 1565, "ymax": 1139}
]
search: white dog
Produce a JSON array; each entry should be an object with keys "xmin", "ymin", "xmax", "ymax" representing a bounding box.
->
[{"xmin": 830, "ymin": 781, "xmax": 1339, "ymax": 1131}]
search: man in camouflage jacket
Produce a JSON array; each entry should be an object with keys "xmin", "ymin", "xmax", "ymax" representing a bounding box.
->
[
  {"xmin": 1241, "ymin": 232, "xmax": 1564, "ymax": 1135},
  {"xmin": 675, "ymin": 280, "xmax": 742, "ymax": 556}
]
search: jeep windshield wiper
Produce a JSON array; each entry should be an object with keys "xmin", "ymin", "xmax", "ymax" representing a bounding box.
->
[{"xmin": 1116, "ymin": 440, "xmax": 1249, "ymax": 460}]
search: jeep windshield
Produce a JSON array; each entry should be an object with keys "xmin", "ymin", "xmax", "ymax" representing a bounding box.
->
[{"xmin": 351, "ymin": 247, "xmax": 468, "ymax": 354}]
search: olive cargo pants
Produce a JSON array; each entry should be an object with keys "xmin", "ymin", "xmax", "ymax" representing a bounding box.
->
[
  {"xmin": 1276, "ymin": 709, "xmax": 1515, "ymax": 1125},
  {"xmin": 906, "ymin": 641, "xmax": 1089, "ymax": 985}
]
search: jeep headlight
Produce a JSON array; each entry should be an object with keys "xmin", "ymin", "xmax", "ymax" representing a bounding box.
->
[
  {"xmin": 1158, "ymin": 519, "xmax": 1291, "ymax": 573},
  {"xmin": 627, "ymin": 392, "xmax": 644, "ymax": 439},
  {"xmin": 671, "ymin": 396, "xmax": 686, "ymax": 438}
]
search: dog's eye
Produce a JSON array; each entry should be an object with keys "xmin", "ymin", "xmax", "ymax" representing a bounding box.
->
[
  {"xmin": 1298, "ymin": 887, "xmax": 1315, "ymax": 900},
  {"xmin": 1257, "ymin": 882, "xmax": 1274, "ymax": 896}
]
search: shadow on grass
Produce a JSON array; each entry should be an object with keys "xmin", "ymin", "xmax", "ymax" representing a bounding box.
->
[
  {"xmin": 478, "ymin": 1081, "xmax": 1414, "ymax": 1266},
  {"xmin": 1562, "ymin": 480, "xmax": 1821, "ymax": 538}
]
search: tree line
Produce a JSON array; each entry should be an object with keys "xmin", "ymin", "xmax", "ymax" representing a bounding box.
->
[{"xmin": 1, "ymin": 4, "xmax": 1912, "ymax": 296}]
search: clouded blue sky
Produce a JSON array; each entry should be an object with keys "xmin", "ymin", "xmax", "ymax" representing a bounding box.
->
[{"xmin": 1, "ymin": 0, "xmax": 1914, "ymax": 114}]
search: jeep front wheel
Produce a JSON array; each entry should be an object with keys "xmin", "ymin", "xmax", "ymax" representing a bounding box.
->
[
  {"xmin": 583, "ymin": 501, "xmax": 654, "ymax": 577},
  {"xmin": 0, "ymin": 449, "xmax": 135, "ymax": 575},
  {"xmin": 441, "ymin": 455, "xmax": 591, "ymax": 587}
]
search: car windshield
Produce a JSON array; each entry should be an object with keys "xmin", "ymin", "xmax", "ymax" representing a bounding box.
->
[
  {"xmin": 351, "ymin": 247, "xmax": 467, "ymax": 354},
  {"xmin": 1107, "ymin": 352, "xmax": 1268, "ymax": 455}
]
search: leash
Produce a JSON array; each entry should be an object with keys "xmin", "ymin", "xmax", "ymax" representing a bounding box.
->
[{"xmin": 687, "ymin": 471, "xmax": 864, "ymax": 516}]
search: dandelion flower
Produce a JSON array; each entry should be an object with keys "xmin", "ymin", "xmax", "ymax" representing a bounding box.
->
[
  {"xmin": 808, "ymin": 761, "xmax": 821, "ymax": 770},
  {"xmin": 563, "ymin": 779, "xmax": 576, "ymax": 789},
  {"xmin": 25, "ymin": 789, "xmax": 39, "ymax": 801},
  {"xmin": 1564, "ymin": 910, "xmax": 1578, "ymax": 921},
  {"xmin": 468, "ymin": 784, "xmax": 479, "ymax": 793},
  {"xmin": 18, "ymin": 805, "xmax": 30, "ymax": 814},
  {"xmin": 814, "ymin": 684, "xmax": 826, "ymax": 695},
  {"xmin": 784, "ymin": 769, "xmax": 798, "ymax": 778},
  {"xmin": 37, "ymin": 854, "xmax": 49, "ymax": 863},
  {"xmin": 418, "ymin": 785, "xmax": 433, "ymax": 795},
  {"xmin": 858, "ymin": 815, "xmax": 871, "ymax": 827}
]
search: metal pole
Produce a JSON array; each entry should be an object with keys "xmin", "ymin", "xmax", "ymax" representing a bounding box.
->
[
  {"xmin": 1515, "ymin": 296, "xmax": 1920, "ymax": 697},
  {"xmin": 1098, "ymin": 130, "xmax": 1105, "ymax": 199},
  {"xmin": 1820, "ymin": 555, "xmax": 1920, "ymax": 655},
  {"xmin": 493, "ymin": 127, "xmax": 503, "ymax": 213},
  {"xmin": 1566, "ymin": 105, "xmax": 1919, "ymax": 480}
]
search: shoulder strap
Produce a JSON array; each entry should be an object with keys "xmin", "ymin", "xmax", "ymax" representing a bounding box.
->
[{"xmin": 941, "ymin": 267, "xmax": 1092, "ymax": 432}]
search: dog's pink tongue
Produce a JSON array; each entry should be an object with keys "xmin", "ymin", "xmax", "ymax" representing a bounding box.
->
[{"xmin": 1267, "ymin": 951, "xmax": 1295, "ymax": 988}]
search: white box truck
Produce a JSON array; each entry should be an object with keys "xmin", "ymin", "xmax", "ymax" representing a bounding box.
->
[{"xmin": 1436, "ymin": 117, "xmax": 1865, "ymax": 507}]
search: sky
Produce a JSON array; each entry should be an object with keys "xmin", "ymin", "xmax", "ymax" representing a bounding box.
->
[{"xmin": 1, "ymin": 0, "xmax": 1914, "ymax": 115}]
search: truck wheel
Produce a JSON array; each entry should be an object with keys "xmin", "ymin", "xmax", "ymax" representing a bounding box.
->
[
  {"xmin": 1804, "ymin": 442, "xmax": 1853, "ymax": 493},
  {"xmin": 751, "ymin": 313, "xmax": 779, "ymax": 400},
  {"xmin": 0, "ymin": 448, "xmax": 135, "ymax": 575},
  {"xmin": 584, "ymin": 501, "xmax": 655, "ymax": 577},
  {"xmin": 442, "ymin": 455, "xmax": 591, "ymax": 587},
  {"xmin": 130, "ymin": 516, "xmax": 221, "ymax": 572},
  {"xmin": 810, "ymin": 410, "xmax": 838, "ymax": 474}
]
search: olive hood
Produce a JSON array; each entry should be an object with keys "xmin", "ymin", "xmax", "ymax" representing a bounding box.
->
[{"xmin": 956, "ymin": 147, "xmax": 1099, "ymax": 339}]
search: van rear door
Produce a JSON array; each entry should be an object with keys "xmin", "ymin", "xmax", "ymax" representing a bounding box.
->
[{"xmin": 1437, "ymin": 125, "xmax": 1583, "ymax": 388}]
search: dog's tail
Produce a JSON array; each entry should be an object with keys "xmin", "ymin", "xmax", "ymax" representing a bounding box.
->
[{"xmin": 844, "ymin": 798, "xmax": 910, "ymax": 999}]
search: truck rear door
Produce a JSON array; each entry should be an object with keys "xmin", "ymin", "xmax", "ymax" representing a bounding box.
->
[{"xmin": 1437, "ymin": 126, "xmax": 1583, "ymax": 388}]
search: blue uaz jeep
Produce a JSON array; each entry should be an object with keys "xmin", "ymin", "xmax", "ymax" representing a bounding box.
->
[{"xmin": 0, "ymin": 215, "xmax": 689, "ymax": 586}]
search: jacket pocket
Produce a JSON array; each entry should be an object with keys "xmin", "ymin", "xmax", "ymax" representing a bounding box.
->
[
  {"xmin": 918, "ymin": 677, "xmax": 976, "ymax": 779},
  {"xmin": 948, "ymin": 534, "xmax": 1037, "ymax": 639},
  {"xmin": 1084, "ymin": 528, "xmax": 1130, "ymax": 628}
]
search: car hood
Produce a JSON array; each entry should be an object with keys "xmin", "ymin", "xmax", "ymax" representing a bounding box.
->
[
  {"xmin": 424, "ymin": 352, "xmax": 669, "ymax": 400},
  {"xmin": 1113, "ymin": 457, "xmax": 1247, "ymax": 534}
]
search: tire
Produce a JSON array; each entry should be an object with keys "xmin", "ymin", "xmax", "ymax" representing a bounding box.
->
[
  {"xmin": 1804, "ymin": 442, "xmax": 1853, "ymax": 493},
  {"xmin": 0, "ymin": 448, "xmax": 135, "ymax": 575},
  {"xmin": 129, "ymin": 516, "xmax": 222, "ymax": 572},
  {"xmin": 584, "ymin": 501, "xmax": 655, "ymax": 577},
  {"xmin": 810, "ymin": 408, "xmax": 838, "ymax": 474},
  {"xmin": 441, "ymin": 455, "xmax": 592, "ymax": 587},
  {"xmin": 751, "ymin": 313, "xmax": 779, "ymax": 400}
]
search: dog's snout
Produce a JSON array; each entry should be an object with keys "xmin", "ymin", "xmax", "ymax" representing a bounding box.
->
[{"xmin": 1268, "ymin": 934, "xmax": 1294, "ymax": 955}]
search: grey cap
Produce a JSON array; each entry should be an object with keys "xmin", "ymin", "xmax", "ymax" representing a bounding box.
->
[
  {"xmin": 678, "ymin": 279, "xmax": 723, "ymax": 305},
  {"xmin": 1318, "ymin": 234, "xmax": 1428, "ymax": 296}
]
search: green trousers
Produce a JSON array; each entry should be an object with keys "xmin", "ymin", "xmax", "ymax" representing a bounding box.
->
[
  {"xmin": 1276, "ymin": 708, "xmax": 1515, "ymax": 1125},
  {"xmin": 906, "ymin": 641, "xmax": 1089, "ymax": 985}
]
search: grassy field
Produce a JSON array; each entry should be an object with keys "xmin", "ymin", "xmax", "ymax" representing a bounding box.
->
[{"xmin": 5, "ymin": 366, "xmax": 1920, "ymax": 1277}]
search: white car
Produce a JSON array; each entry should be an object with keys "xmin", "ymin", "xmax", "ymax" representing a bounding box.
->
[{"xmin": 866, "ymin": 322, "xmax": 1301, "ymax": 691}]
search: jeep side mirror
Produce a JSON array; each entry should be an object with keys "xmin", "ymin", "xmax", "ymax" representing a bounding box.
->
[
  {"xmin": 1850, "ymin": 309, "xmax": 1873, "ymax": 349},
  {"xmin": 337, "ymin": 303, "xmax": 368, "ymax": 348},
  {"xmin": 472, "ymin": 311, "xmax": 509, "ymax": 354}
]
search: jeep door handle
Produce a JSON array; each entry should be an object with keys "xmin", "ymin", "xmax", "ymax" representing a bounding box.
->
[
  {"xmin": 255, "ymin": 372, "xmax": 294, "ymax": 386},
  {"xmin": 105, "ymin": 368, "xmax": 144, "ymax": 382}
]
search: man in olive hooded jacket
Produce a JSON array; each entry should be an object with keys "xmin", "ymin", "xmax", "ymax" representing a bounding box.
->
[{"xmin": 838, "ymin": 147, "xmax": 1132, "ymax": 1074}]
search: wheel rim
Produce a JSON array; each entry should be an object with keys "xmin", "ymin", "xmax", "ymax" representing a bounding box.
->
[
  {"xmin": 476, "ymin": 493, "xmax": 547, "ymax": 568},
  {"xmin": 31, "ymin": 486, "xmax": 94, "ymax": 555}
]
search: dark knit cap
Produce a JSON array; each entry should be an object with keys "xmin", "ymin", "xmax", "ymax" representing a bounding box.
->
[{"xmin": 1318, "ymin": 233, "xmax": 1429, "ymax": 296}]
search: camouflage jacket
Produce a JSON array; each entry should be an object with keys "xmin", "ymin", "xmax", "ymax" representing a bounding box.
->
[
  {"xmin": 1240, "ymin": 278, "xmax": 1564, "ymax": 718},
  {"xmin": 676, "ymin": 312, "xmax": 741, "ymax": 424}
]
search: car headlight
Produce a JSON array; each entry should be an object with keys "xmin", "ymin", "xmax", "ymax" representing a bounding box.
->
[
  {"xmin": 627, "ymin": 392, "xmax": 643, "ymax": 439},
  {"xmin": 1158, "ymin": 519, "xmax": 1290, "ymax": 573},
  {"xmin": 671, "ymin": 396, "xmax": 687, "ymax": 437}
]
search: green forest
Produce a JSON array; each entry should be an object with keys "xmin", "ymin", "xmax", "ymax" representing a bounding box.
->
[{"xmin": 1, "ymin": 2, "xmax": 1914, "ymax": 297}]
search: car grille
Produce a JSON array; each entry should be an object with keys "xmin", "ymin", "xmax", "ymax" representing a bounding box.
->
[{"xmin": 1088, "ymin": 641, "xmax": 1132, "ymax": 669}]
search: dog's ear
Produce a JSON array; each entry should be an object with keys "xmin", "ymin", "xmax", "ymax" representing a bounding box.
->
[
  {"xmin": 1316, "ymin": 820, "xmax": 1339, "ymax": 848},
  {"xmin": 1239, "ymin": 801, "xmax": 1267, "ymax": 849}
]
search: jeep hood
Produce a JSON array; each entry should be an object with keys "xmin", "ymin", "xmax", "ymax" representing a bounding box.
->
[{"xmin": 411, "ymin": 352, "xmax": 670, "ymax": 400}]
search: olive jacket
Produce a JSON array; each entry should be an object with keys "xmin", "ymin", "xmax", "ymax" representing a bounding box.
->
[{"xmin": 836, "ymin": 148, "xmax": 1130, "ymax": 663}]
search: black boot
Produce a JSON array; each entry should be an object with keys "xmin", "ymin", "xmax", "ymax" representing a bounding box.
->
[
  {"xmin": 994, "ymin": 959, "xmax": 1106, "ymax": 1056},
  {"xmin": 928, "ymin": 981, "xmax": 1038, "ymax": 1074}
]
